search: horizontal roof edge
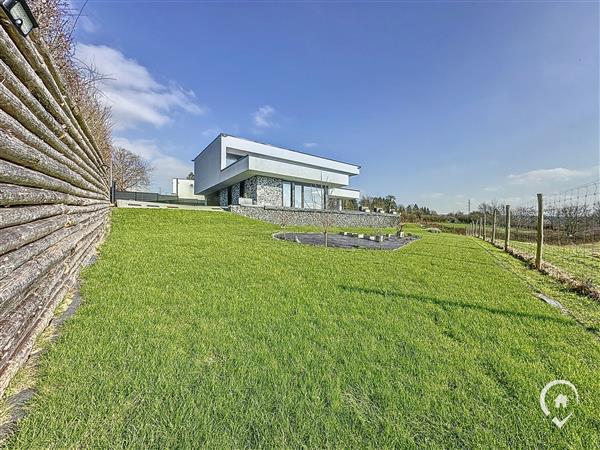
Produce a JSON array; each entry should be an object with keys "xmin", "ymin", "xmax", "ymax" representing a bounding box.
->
[{"xmin": 193, "ymin": 133, "xmax": 360, "ymax": 169}]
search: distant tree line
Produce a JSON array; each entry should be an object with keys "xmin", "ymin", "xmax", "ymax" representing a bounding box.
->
[
  {"xmin": 355, "ymin": 195, "xmax": 505, "ymax": 224},
  {"xmin": 359, "ymin": 195, "xmax": 437, "ymax": 219}
]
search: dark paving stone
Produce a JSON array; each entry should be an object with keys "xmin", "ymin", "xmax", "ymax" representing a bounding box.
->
[{"xmin": 275, "ymin": 232, "xmax": 418, "ymax": 250}]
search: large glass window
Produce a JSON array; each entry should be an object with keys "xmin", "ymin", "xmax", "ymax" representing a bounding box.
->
[
  {"xmin": 282, "ymin": 181, "xmax": 291, "ymax": 207},
  {"xmin": 303, "ymin": 185, "xmax": 324, "ymax": 209},
  {"xmin": 294, "ymin": 184, "xmax": 303, "ymax": 208}
]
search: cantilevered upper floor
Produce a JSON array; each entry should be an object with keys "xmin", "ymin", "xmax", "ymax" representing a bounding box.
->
[{"xmin": 193, "ymin": 134, "xmax": 360, "ymax": 196}]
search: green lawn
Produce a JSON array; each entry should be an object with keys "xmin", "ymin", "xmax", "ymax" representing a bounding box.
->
[
  {"xmin": 6, "ymin": 209, "xmax": 600, "ymax": 447},
  {"xmin": 429, "ymin": 221, "xmax": 600, "ymax": 287},
  {"xmin": 510, "ymin": 240, "xmax": 600, "ymax": 286}
]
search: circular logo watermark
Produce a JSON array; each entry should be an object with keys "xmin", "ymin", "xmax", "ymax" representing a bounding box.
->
[{"xmin": 540, "ymin": 380, "xmax": 579, "ymax": 429}]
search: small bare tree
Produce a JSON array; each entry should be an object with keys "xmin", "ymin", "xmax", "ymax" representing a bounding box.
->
[
  {"xmin": 112, "ymin": 147, "xmax": 153, "ymax": 191},
  {"xmin": 395, "ymin": 214, "xmax": 404, "ymax": 237},
  {"xmin": 318, "ymin": 210, "xmax": 337, "ymax": 247},
  {"xmin": 304, "ymin": 183, "xmax": 337, "ymax": 247}
]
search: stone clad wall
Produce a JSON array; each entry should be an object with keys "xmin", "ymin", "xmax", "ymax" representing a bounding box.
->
[
  {"xmin": 244, "ymin": 177, "xmax": 258, "ymax": 202},
  {"xmin": 255, "ymin": 176, "xmax": 283, "ymax": 206},
  {"xmin": 230, "ymin": 205, "xmax": 401, "ymax": 228},
  {"xmin": 219, "ymin": 176, "xmax": 281, "ymax": 207},
  {"xmin": 219, "ymin": 189, "xmax": 228, "ymax": 207}
]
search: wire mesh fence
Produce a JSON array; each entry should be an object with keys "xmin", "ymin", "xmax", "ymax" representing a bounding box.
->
[{"xmin": 468, "ymin": 181, "xmax": 600, "ymax": 295}]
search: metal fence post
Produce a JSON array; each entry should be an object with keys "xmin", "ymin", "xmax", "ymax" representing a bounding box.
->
[{"xmin": 535, "ymin": 193, "xmax": 544, "ymax": 269}]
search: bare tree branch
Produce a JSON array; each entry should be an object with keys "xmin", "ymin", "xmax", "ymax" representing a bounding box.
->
[{"xmin": 111, "ymin": 147, "xmax": 152, "ymax": 191}]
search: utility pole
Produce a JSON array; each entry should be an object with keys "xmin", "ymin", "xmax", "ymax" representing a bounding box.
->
[{"xmin": 468, "ymin": 199, "xmax": 471, "ymax": 214}]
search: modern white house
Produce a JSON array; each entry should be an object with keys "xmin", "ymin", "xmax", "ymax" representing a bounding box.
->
[
  {"xmin": 193, "ymin": 134, "xmax": 360, "ymax": 209},
  {"xmin": 171, "ymin": 178, "xmax": 205, "ymax": 202}
]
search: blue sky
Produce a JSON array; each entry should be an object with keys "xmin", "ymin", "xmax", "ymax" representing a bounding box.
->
[{"xmin": 72, "ymin": 1, "xmax": 598, "ymax": 212}]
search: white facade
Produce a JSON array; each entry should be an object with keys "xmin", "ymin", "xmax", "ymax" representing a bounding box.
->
[
  {"xmin": 193, "ymin": 134, "xmax": 360, "ymax": 208},
  {"xmin": 171, "ymin": 178, "xmax": 205, "ymax": 201}
]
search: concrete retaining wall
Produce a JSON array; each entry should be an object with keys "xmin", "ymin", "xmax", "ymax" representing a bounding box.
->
[{"xmin": 230, "ymin": 205, "xmax": 401, "ymax": 228}]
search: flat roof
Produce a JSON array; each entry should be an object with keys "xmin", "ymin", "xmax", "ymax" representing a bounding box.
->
[{"xmin": 193, "ymin": 133, "xmax": 361, "ymax": 169}]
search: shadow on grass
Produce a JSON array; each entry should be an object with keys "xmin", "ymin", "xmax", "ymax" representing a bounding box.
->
[{"xmin": 339, "ymin": 285, "xmax": 574, "ymax": 327}]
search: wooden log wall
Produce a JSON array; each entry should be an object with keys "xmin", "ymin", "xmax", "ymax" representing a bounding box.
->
[{"xmin": 0, "ymin": 15, "xmax": 110, "ymax": 395}]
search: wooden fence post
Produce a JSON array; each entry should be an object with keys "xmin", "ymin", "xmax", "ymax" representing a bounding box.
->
[
  {"xmin": 492, "ymin": 209, "xmax": 497, "ymax": 243},
  {"xmin": 483, "ymin": 208, "xmax": 487, "ymax": 241},
  {"xmin": 504, "ymin": 205, "xmax": 510, "ymax": 251},
  {"xmin": 535, "ymin": 193, "xmax": 544, "ymax": 269}
]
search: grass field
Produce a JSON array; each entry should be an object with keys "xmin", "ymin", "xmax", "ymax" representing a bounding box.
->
[
  {"xmin": 510, "ymin": 240, "xmax": 600, "ymax": 286},
  {"xmin": 5, "ymin": 209, "xmax": 600, "ymax": 447},
  {"xmin": 429, "ymin": 221, "xmax": 600, "ymax": 287}
]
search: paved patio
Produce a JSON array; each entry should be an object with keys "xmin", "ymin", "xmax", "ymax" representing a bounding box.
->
[{"xmin": 274, "ymin": 232, "xmax": 418, "ymax": 250}]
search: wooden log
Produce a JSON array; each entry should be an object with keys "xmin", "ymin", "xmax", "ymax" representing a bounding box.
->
[
  {"xmin": 0, "ymin": 83, "xmax": 108, "ymax": 193},
  {"xmin": 0, "ymin": 24, "xmax": 107, "ymax": 173},
  {"xmin": 0, "ymin": 222, "xmax": 106, "ymax": 393},
  {"xmin": 0, "ymin": 19, "xmax": 112, "ymax": 398},
  {"xmin": 0, "ymin": 183, "xmax": 106, "ymax": 207},
  {"xmin": 0, "ymin": 260, "xmax": 71, "ymax": 352},
  {"xmin": 0, "ymin": 214, "xmax": 107, "ymax": 323},
  {"xmin": 0, "ymin": 120, "xmax": 107, "ymax": 196},
  {"xmin": 1, "ymin": 24, "xmax": 108, "ymax": 172},
  {"xmin": 28, "ymin": 30, "xmax": 108, "ymax": 169},
  {"xmin": 0, "ymin": 203, "xmax": 108, "ymax": 229},
  {"xmin": 504, "ymin": 205, "xmax": 511, "ymax": 251},
  {"xmin": 492, "ymin": 209, "xmax": 497, "ymax": 243},
  {"xmin": 0, "ymin": 270, "xmax": 72, "ymax": 392},
  {"xmin": 0, "ymin": 209, "xmax": 105, "ymax": 256},
  {"xmin": 0, "ymin": 214, "xmax": 107, "ymax": 309},
  {"xmin": 0, "ymin": 159, "xmax": 106, "ymax": 201},
  {"xmin": 0, "ymin": 226, "xmax": 91, "ymax": 331},
  {"xmin": 0, "ymin": 59, "xmax": 108, "ymax": 187},
  {"xmin": 482, "ymin": 207, "xmax": 487, "ymax": 241},
  {"xmin": 536, "ymin": 193, "xmax": 544, "ymax": 269},
  {"xmin": 0, "ymin": 214, "xmax": 101, "ymax": 279}
]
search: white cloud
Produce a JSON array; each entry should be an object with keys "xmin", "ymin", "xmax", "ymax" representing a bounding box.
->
[
  {"xmin": 507, "ymin": 167, "xmax": 596, "ymax": 185},
  {"xmin": 303, "ymin": 142, "xmax": 318, "ymax": 148},
  {"xmin": 252, "ymin": 105, "xmax": 276, "ymax": 128},
  {"xmin": 113, "ymin": 137, "xmax": 192, "ymax": 192},
  {"xmin": 75, "ymin": 44, "xmax": 205, "ymax": 130}
]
